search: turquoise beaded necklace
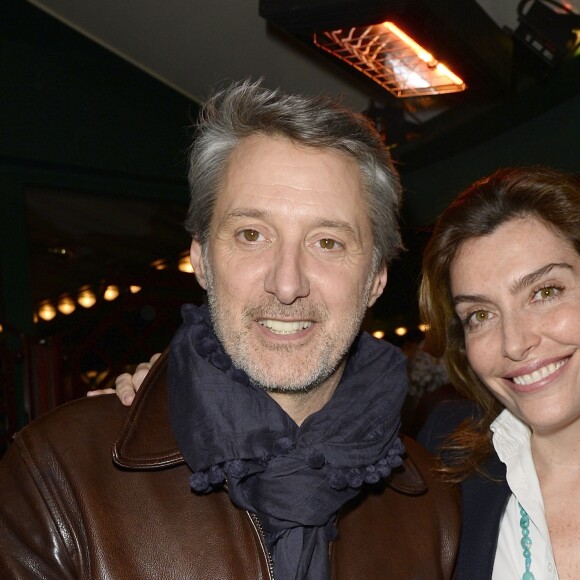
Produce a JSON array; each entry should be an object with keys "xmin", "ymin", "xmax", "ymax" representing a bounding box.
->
[{"xmin": 518, "ymin": 502, "xmax": 535, "ymax": 580}]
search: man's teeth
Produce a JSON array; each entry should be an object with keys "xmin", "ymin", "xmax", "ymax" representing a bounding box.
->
[
  {"xmin": 512, "ymin": 359, "xmax": 568, "ymax": 386},
  {"xmin": 259, "ymin": 319, "xmax": 312, "ymax": 335}
]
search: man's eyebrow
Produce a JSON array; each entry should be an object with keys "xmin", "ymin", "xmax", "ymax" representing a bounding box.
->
[
  {"xmin": 218, "ymin": 208, "xmax": 269, "ymax": 228},
  {"xmin": 510, "ymin": 262, "xmax": 572, "ymax": 294},
  {"xmin": 453, "ymin": 262, "xmax": 574, "ymax": 306},
  {"xmin": 313, "ymin": 219, "xmax": 359, "ymax": 239},
  {"xmin": 224, "ymin": 208, "xmax": 268, "ymax": 220}
]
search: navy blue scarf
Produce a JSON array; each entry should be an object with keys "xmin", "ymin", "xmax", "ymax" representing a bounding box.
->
[{"xmin": 169, "ymin": 304, "xmax": 407, "ymax": 580}]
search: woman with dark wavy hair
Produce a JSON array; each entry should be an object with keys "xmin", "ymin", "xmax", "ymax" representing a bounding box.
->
[{"xmin": 419, "ymin": 166, "xmax": 580, "ymax": 579}]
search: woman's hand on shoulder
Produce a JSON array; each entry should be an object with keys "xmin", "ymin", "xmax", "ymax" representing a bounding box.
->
[{"xmin": 86, "ymin": 353, "xmax": 161, "ymax": 406}]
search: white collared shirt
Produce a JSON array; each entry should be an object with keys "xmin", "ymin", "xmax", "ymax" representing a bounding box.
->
[{"xmin": 490, "ymin": 409, "xmax": 559, "ymax": 579}]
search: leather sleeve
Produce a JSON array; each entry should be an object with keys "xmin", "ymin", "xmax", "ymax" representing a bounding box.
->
[
  {"xmin": 0, "ymin": 437, "xmax": 76, "ymax": 579},
  {"xmin": 331, "ymin": 436, "xmax": 460, "ymax": 579},
  {"xmin": 402, "ymin": 437, "xmax": 461, "ymax": 578}
]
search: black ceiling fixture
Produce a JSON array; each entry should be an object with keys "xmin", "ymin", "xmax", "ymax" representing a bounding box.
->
[{"xmin": 514, "ymin": 0, "xmax": 580, "ymax": 66}]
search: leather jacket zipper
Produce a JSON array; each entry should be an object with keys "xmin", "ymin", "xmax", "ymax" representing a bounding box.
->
[
  {"xmin": 224, "ymin": 477, "xmax": 275, "ymax": 578},
  {"xmin": 247, "ymin": 511, "xmax": 275, "ymax": 579}
]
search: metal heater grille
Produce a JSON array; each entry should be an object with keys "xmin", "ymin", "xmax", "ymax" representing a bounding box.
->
[{"xmin": 314, "ymin": 23, "xmax": 467, "ymax": 98}]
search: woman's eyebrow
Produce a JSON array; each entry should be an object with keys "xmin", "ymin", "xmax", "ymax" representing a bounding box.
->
[
  {"xmin": 510, "ymin": 262, "xmax": 572, "ymax": 294},
  {"xmin": 453, "ymin": 293, "xmax": 491, "ymax": 307},
  {"xmin": 453, "ymin": 262, "xmax": 574, "ymax": 306}
]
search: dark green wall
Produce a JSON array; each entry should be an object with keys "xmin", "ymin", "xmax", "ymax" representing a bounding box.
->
[
  {"xmin": 400, "ymin": 91, "xmax": 580, "ymax": 226},
  {"xmin": 1, "ymin": 0, "xmax": 197, "ymax": 179}
]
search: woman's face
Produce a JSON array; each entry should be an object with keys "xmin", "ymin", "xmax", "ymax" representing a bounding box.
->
[{"xmin": 450, "ymin": 217, "xmax": 580, "ymax": 436}]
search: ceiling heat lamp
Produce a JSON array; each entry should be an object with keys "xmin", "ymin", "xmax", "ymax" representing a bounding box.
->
[
  {"xmin": 259, "ymin": 0, "xmax": 512, "ymax": 99},
  {"xmin": 314, "ymin": 21, "xmax": 465, "ymax": 97}
]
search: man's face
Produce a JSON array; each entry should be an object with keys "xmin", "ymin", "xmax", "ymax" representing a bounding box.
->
[{"xmin": 191, "ymin": 134, "xmax": 387, "ymax": 394}]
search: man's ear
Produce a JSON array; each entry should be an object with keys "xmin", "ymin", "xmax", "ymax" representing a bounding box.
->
[
  {"xmin": 367, "ymin": 263, "xmax": 388, "ymax": 308},
  {"xmin": 190, "ymin": 240, "xmax": 207, "ymax": 290}
]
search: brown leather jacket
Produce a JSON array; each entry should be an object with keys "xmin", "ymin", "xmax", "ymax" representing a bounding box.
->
[{"xmin": 0, "ymin": 353, "xmax": 460, "ymax": 579}]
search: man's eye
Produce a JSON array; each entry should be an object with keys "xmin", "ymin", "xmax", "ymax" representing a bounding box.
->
[
  {"xmin": 241, "ymin": 229, "xmax": 261, "ymax": 242},
  {"xmin": 318, "ymin": 238, "xmax": 338, "ymax": 250}
]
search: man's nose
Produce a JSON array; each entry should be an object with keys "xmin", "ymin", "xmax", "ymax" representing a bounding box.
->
[
  {"xmin": 263, "ymin": 243, "xmax": 310, "ymax": 305},
  {"xmin": 501, "ymin": 311, "xmax": 540, "ymax": 361}
]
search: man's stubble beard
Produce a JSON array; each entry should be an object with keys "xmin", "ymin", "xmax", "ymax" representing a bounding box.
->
[{"xmin": 202, "ymin": 247, "xmax": 377, "ymax": 394}]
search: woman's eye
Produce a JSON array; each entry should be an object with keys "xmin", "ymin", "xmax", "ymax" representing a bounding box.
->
[
  {"xmin": 534, "ymin": 286, "xmax": 560, "ymax": 301},
  {"xmin": 467, "ymin": 310, "xmax": 491, "ymax": 327}
]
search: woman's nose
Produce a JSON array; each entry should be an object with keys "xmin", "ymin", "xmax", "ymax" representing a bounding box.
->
[{"xmin": 501, "ymin": 312, "xmax": 540, "ymax": 361}]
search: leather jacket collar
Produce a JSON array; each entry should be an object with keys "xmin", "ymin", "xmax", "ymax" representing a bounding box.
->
[{"xmin": 113, "ymin": 351, "xmax": 183, "ymax": 469}]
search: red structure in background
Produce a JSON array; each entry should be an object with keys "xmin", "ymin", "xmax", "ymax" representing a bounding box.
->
[{"xmin": 0, "ymin": 329, "xmax": 19, "ymax": 455}]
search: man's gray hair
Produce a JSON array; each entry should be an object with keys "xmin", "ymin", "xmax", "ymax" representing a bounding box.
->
[{"xmin": 186, "ymin": 80, "xmax": 403, "ymax": 265}]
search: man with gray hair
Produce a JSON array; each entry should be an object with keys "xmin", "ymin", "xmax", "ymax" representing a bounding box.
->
[{"xmin": 0, "ymin": 81, "xmax": 459, "ymax": 579}]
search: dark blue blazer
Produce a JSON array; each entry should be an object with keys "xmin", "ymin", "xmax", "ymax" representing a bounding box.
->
[{"xmin": 418, "ymin": 401, "xmax": 511, "ymax": 579}]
